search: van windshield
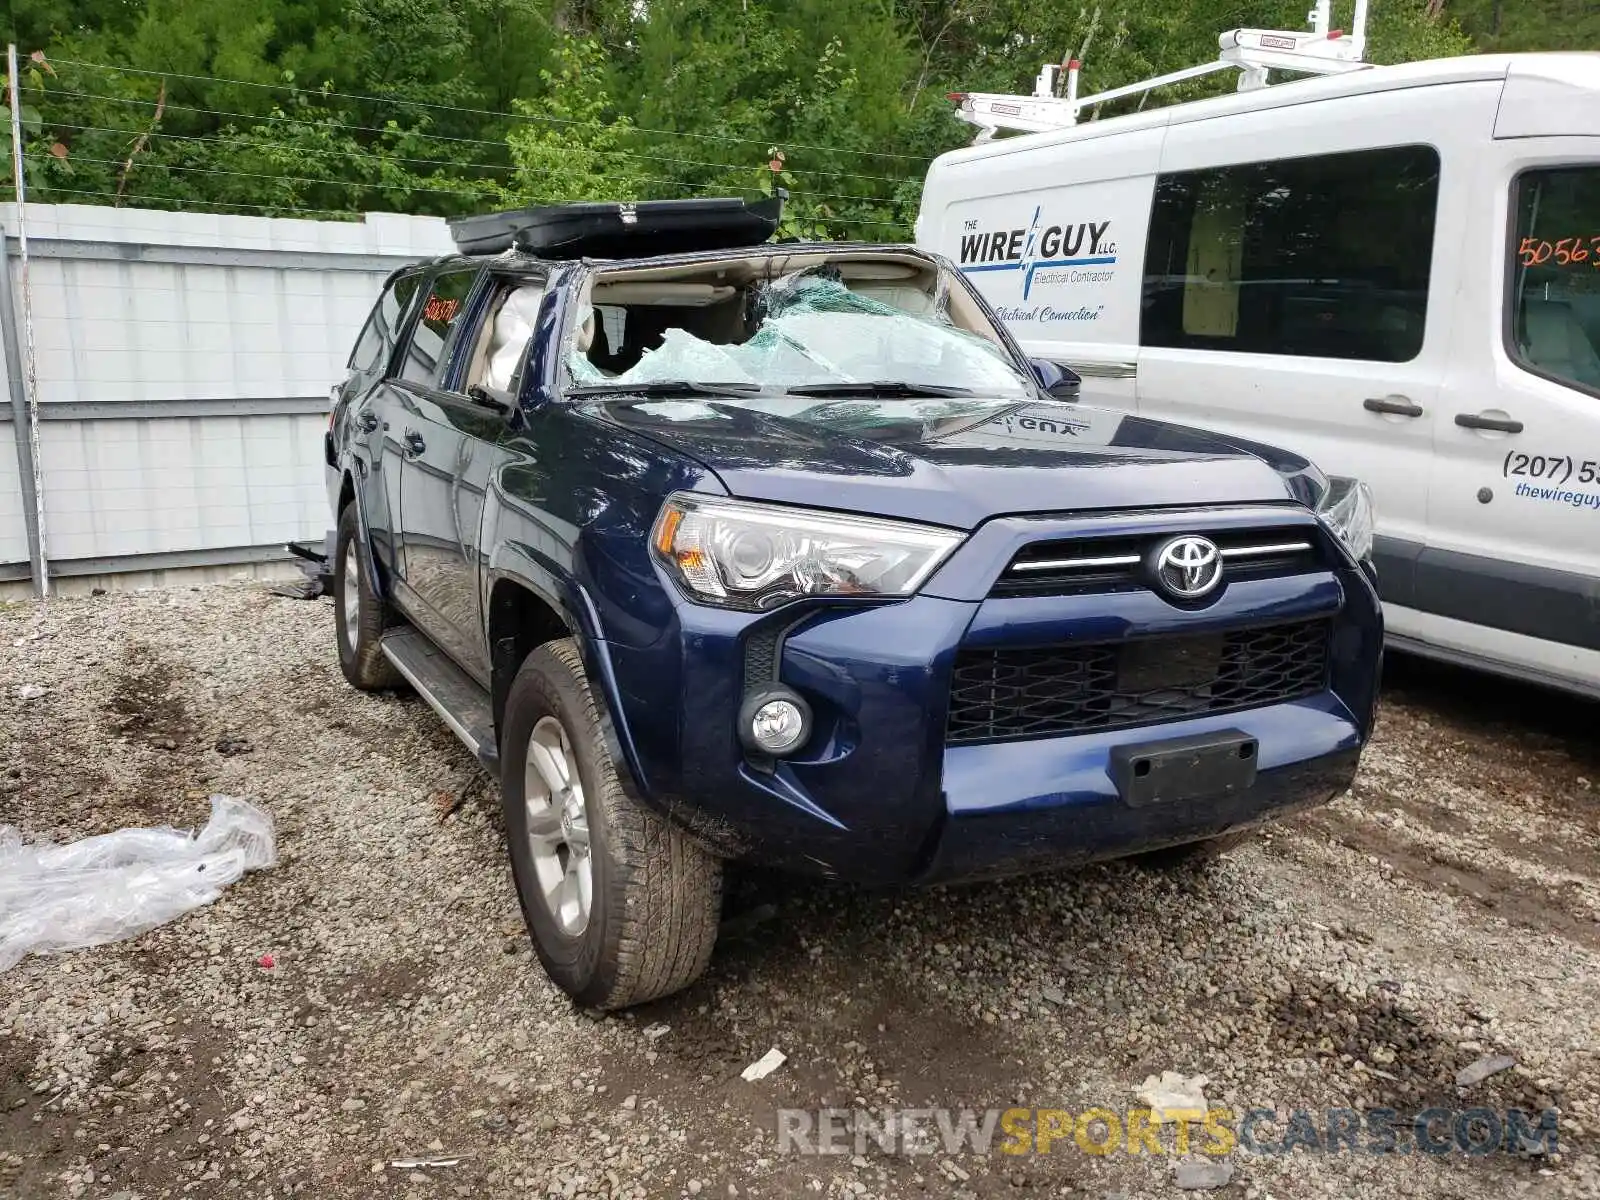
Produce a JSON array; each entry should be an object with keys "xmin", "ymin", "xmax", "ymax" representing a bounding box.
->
[
  {"xmin": 566, "ymin": 265, "xmax": 1033, "ymax": 398},
  {"xmin": 1509, "ymin": 166, "xmax": 1600, "ymax": 396}
]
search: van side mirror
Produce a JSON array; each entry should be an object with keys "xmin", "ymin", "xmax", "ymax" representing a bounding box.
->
[{"xmin": 1030, "ymin": 358, "xmax": 1082, "ymax": 401}]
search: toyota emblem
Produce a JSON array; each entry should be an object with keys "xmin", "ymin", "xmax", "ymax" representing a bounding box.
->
[{"xmin": 1152, "ymin": 535, "xmax": 1223, "ymax": 600}]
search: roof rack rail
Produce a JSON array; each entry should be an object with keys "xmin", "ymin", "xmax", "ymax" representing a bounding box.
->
[
  {"xmin": 447, "ymin": 193, "xmax": 786, "ymax": 259},
  {"xmin": 948, "ymin": 0, "xmax": 1371, "ymax": 142}
]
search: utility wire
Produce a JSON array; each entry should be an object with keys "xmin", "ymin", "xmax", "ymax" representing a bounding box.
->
[
  {"xmin": 51, "ymin": 121, "xmax": 524, "ymax": 178},
  {"xmin": 44, "ymin": 57, "xmax": 935, "ymax": 171},
  {"xmin": 32, "ymin": 90, "xmax": 922, "ymax": 203},
  {"xmin": 9, "ymin": 184, "xmax": 361, "ymax": 219},
  {"xmin": 57, "ymin": 154, "xmax": 912, "ymax": 230},
  {"xmin": 61, "ymin": 147, "xmax": 911, "ymax": 217},
  {"xmin": 28, "ymin": 181, "xmax": 911, "ymax": 232}
]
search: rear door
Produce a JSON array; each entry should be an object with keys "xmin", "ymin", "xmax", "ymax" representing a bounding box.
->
[
  {"xmin": 1419, "ymin": 149, "xmax": 1600, "ymax": 686},
  {"xmin": 1134, "ymin": 83, "xmax": 1503, "ymax": 602}
]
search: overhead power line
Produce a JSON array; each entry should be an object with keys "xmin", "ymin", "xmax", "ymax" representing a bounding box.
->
[
  {"xmin": 48, "ymin": 154, "xmax": 913, "ymax": 231},
  {"xmin": 45, "ymin": 56, "xmax": 935, "ymax": 171},
  {"xmin": 35, "ymin": 97, "xmax": 917, "ymax": 210},
  {"xmin": 5, "ymin": 183, "xmax": 360, "ymax": 220},
  {"xmin": 31, "ymin": 88, "xmax": 922, "ymax": 203}
]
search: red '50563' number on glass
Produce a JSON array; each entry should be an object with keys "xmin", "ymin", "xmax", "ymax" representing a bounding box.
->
[{"xmin": 1518, "ymin": 235, "xmax": 1600, "ymax": 267}]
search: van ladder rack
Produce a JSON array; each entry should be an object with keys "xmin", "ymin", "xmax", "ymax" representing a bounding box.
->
[{"xmin": 948, "ymin": 0, "xmax": 1372, "ymax": 141}]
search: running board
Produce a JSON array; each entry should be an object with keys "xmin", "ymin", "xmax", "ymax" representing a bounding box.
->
[{"xmin": 381, "ymin": 629, "xmax": 500, "ymax": 774}]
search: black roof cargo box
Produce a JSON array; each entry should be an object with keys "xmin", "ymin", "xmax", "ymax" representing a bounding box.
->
[{"xmin": 448, "ymin": 194, "xmax": 785, "ymax": 259}]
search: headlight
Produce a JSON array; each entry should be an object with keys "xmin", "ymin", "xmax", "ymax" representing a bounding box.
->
[
  {"xmin": 1317, "ymin": 476, "xmax": 1375, "ymax": 562},
  {"xmin": 651, "ymin": 493, "xmax": 964, "ymax": 611}
]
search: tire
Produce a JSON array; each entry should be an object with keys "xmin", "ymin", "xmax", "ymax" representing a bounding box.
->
[
  {"xmin": 333, "ymin": 502, "xmax": 403, "ymax": 691},
  {"xmin": 1129, "ymin": 829, "xmax": 1256, "ymax": 871},
  {"xmin": 501, "ymin": 638, "xmax": 722, "ymax": 1009}
]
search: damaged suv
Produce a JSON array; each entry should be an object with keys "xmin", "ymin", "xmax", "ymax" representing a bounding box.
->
[{"xmin": 327, "ymin": 197, "xmax": 1382, "ymax": 1009}]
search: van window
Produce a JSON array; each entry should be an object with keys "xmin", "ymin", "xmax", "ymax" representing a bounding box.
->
[
  {"xmin": 1142, "ymin": 145, "xmax": 1440, "ymax": 362},
  {"xmin": 1508, "ymin": 166, "xmax": 1600, "ymax": 396},
  {"xmin": 399, "ymin": 270, "xmax": 479, "ymax": 387},
  {"xmin": 349, "ymin": 273, "xmax": 420, "ymax": 373}
]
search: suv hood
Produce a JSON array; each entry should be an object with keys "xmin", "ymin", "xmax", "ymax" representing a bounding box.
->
[{"xmin": 585, "ymin": 396, "xmax": 1318, "ymax": 529}]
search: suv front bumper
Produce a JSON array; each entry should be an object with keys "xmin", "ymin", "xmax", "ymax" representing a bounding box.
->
[{"xmin": 593, "ymin": 512, "xmax": 1382, "ymax": 886}]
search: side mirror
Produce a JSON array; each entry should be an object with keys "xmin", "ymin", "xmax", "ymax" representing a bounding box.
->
[{"xmin": 1030, "ymin": 358, "xmax": 1081, "ymax": 401}]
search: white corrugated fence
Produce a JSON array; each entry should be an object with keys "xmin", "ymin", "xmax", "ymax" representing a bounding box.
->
[{"xmin": 0, "ymin": 202, "xmax": 454, "ymax": 596}]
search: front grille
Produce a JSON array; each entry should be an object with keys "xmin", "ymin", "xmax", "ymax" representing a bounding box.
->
[
  {"xmin": 994, "ymin": 527, "xmax": 1323, "ymax": 597},
  {"xmin": 946, "ymin": 620, "xmax": 1330, "ymax": 745}
]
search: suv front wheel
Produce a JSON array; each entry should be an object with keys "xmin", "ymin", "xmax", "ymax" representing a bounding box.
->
[{"xmin": 502, "ymin": 639, "xmax": 722, "ymax": 1009}]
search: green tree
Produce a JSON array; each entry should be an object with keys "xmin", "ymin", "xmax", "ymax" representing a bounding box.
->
[
  {"xmin": 4, "ymin": 0, "xmax": 1506, "ymax": 229},
  {"xmin": 502, "ymin": 37, "xmax": 648, "ymax": 205}
]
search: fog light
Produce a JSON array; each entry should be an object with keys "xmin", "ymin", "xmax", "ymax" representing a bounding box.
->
[{"xmin": 738, "ymin": 687, "xmax": 813, "ymax": 757}]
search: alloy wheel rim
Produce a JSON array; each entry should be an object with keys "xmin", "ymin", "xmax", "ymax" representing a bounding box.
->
[
  {"xmin": 340, "ymin": 547, "xmax": 361, "ymax": 653},
  {"xmin": 523, "ymin": 715, "xmax": 592, "ymax": 937}
]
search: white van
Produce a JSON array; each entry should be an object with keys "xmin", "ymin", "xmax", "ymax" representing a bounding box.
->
[{"xmin": 918, "ymin": 52, "xmax": 1600, "ymax": 699}]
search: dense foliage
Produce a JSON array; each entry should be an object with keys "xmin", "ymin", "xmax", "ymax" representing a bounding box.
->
[{"xmin": 0, "ymin": 1, "xmax": 1540, "ymax": 238}]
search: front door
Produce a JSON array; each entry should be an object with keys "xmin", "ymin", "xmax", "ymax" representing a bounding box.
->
[
  {"xmin": 395, "ymin": 271, "xmax": 550, "ymax": 682},
  {"xmin": 1133, "ymin": 82, "xmax": 1504, "ymax": 604}
]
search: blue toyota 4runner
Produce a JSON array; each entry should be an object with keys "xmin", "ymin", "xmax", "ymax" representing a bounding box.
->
[{"xmin": 327, "ymin": 198, "xmax": 1382, "ymax": 1009}]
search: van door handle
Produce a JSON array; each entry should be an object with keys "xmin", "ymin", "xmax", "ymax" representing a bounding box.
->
[
  {"xmin": 1363, "ymin": 395, "xmax": 1424, "ymax": 417},
  {"xmin": 403, "ymin": 430, "xmax": 427, "ymax": 457},
  {"xmin": 357, "ymin": 410, "xmax": 380, "ymax": 433},
  {"xmin": 1455, "ymin": 413, "xmax": 1524, "ymax": 434}
]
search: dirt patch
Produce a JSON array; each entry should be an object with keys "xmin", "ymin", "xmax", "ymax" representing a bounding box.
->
[
  {"xmin": 4, "ymin": 591, "xmax": 1600, "ymax": 1200},
  {"xmin": 1295, "ymin": 810, "xmax": 1600, "ymax": 953},
  {"xmin": 103, "ymin": 643, "xmax": 192, "ymax": 751}
]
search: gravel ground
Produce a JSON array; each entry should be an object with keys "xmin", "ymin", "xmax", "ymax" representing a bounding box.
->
[{"xmin": 1, "ymin": 585, "xmax": 1597, "ymax": 1200}]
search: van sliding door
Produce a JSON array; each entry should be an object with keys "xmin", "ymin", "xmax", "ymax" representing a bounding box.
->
[{"xmin": 1134, "ymin": 82, "xmax": 1501, "ymax": 614}]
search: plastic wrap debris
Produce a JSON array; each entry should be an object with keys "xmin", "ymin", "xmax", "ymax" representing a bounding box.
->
[{"xmin": 0, "ymin": 796, "xmax": 276, "ymax": 973}]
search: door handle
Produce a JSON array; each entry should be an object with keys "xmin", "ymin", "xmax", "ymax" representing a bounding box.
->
[
  {"xmin": 1363, "ymin": 395, "xmax": 1424, "ymax": 418},
  {"xmin": 1455, "ymin": 413, "xmax": 1524, "ymax": 434},
  {"xmin": 357, "ymin": 410, "xmax": 380, "ymax": 433},
  {"xmin": 403, "ymin": 430, "xmax": 427, "ymax": 457}
]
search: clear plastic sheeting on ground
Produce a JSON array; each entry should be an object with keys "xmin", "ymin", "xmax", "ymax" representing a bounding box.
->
[{"xmin": 0, "ymin": 796, "xmax": 277, "ymax": 973}]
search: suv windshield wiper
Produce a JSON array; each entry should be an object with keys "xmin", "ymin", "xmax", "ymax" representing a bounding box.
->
[
  {"xmin": 783, "ymin": 381, "xmax": 977, "ymax": 399},
  {"xmin": 567, "ymin": 380, "xmax": 762, "ymax": 398}
]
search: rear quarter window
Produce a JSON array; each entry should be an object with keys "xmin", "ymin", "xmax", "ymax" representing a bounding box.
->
[{"xmin": 349, "ymin": 273, "xmax": 421, "ymax": 373}]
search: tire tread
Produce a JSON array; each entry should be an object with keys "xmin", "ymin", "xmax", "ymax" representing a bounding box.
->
[
  {"xmin": 517, "ymin": 639, "xmax": 721, "ymax": 1009},
  {"xmin": 335, "ymin": 504, "xmax": 403, "ymax": 691}
]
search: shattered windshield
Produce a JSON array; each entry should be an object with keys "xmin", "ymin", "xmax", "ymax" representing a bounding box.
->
[{"xmin": 566, "ymin": 270, "xmax": 1032, "ymax": 398}]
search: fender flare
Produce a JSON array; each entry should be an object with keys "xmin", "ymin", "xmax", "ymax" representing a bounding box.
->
[
  {"xmin": 340, "ymin": 459, "xmax": 388, "ymax": 604},
  {"xmin": 483, "ymin": 544, "xmax": 654, "ymax": 806}
]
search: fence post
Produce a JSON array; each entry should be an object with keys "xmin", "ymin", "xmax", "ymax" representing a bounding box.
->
[{"xmin": 5, "ymin": 43, "xmax": 47, "ymax": 598}]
